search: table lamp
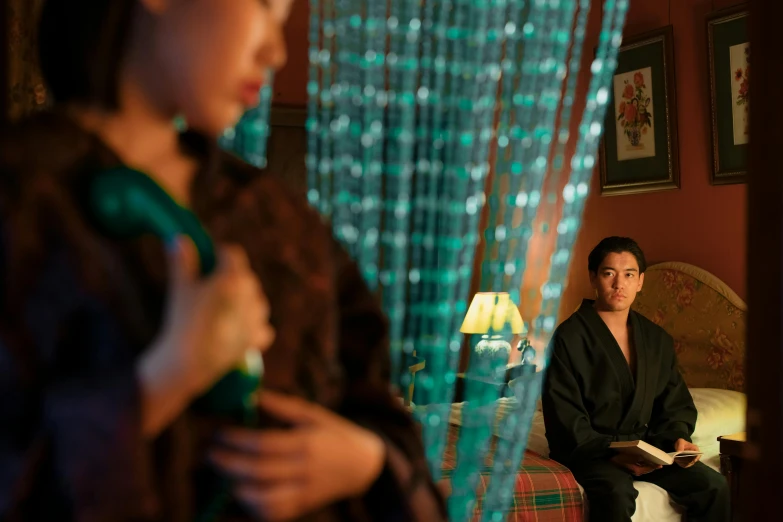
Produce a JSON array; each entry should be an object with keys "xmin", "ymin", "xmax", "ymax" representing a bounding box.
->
[{"xmin": 460, "ymin": 293, "xmax": 525, "ymax": 376}]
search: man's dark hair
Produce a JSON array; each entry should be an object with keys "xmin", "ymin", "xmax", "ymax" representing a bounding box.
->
[
  {"xmin": 38, "ymin": 0, "xmax": 136, "ymax": 110},
  {"xmin": 587, "ymin": 236, "xmax": 647, "ymax": 274}
]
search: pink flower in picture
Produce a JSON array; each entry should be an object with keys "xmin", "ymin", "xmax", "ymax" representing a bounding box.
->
[
  {"xmin": 633, "ymin": 72, "xmax": 645, "ymax": 88},
  {"xmin": 623, "ymin": 102, "xmax": 637, "ymax": 123},
  {"xmin": 735, "ymin": 52, "xmax": 749, "ymax": 108},
  {"xmin": 616, "ymin": 71, "xmax": 653, "ymax": 148}
]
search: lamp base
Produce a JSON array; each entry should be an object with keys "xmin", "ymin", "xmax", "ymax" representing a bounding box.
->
[
  {"xmin": 475, "ymin": 336, "xmax": 512, "ymax": 355},
  {"xmin": 472, "ymin": 335, "xmax": 511, "ymax": 380}
]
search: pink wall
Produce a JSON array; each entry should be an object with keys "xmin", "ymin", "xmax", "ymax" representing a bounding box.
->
[{"xmin": 558, "ymin": 0, "xmax": 748, "ymax": 319}]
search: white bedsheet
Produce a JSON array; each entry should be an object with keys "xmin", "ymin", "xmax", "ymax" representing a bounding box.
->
[{"xmin": 526, "ymin": 388, "xmax": 745, "ymax": 522}]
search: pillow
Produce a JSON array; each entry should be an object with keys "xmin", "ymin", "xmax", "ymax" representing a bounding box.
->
[
  {"xmin": 447, "ymin": 397, "xmax": 518, "ymax": 429},
  {"xmin": 519, "ymin": 388, "xmax": 747, "ymax": 461},
  {"xmin": 442, "ymin": 388, "xmax": 746, "ymax": 465},
  {"xmin": 526, "ymin": 410, "xmax": 549, "ymax": 457},
  {"xmin": 689, "ymin": 388, "xmax": 746, "ymax": 464}
]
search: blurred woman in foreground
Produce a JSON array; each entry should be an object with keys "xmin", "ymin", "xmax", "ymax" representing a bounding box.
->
[{"xmin": 0, "ymin": 0, "xmax": 446, "ymax": 520}]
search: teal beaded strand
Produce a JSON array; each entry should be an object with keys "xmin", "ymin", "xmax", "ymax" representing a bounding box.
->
[
  {"xmin": 479, "ymin": 3, "xmax": 584, "ymax": 520},
  {"xmin": 535, "ymin": 0, "xmax": 629, "ymax": 340}
]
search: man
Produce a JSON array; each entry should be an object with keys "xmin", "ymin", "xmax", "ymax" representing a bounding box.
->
[{"xmin": 542, "ymin": 237, "xmax": 729, "ymax": 522}]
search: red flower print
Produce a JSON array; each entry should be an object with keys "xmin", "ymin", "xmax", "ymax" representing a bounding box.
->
[
  {"xmin": 623, "ymin": 102, "xmax": 637, "ymax": 123},
  {"xmin": 676, "ymin": 286, "xmax": 694, "ymax": 308},
  {"xmin": 617, "ymin": 74, "xmax": 652, "ymax": 146},
  {"xmin": 673, "ymin": 340, "xmax": 684, "ymax": 355},
  {"xmin": 735, "ymin": 68, "xmax": 743, "ymax": 81},
  {"xmin": 652, "ymin": 309, "xmax": 665, "ymax": 326},
  {"xmin": 711, "ymin": 327, "xmax": 735, "ymax": 351},
  {"xmin": 729, "ymin": 364, "xmax": 745, "ymax": 390},
  {"xmin": 662, "ymin": 270, "xmax": 678, "ymax": 289},
  {"xmin": 707, "ymin": 346, "xmax": 729, "ymax": 370},
  {"xmin": 633, "ymin": 72, "xmax": 645, "ymax": 88},
  {"xmin": 707, "ymin": 327, "xmax": 735, "ymax": 370},
  {"xmin": 675, "ymin": 279, "xmax": 695, "ymax": 307}
]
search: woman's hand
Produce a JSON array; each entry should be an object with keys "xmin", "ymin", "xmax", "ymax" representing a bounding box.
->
[
  {"xmin": 138, "ymin": 237, "xmax": 275, "ymax": 436},
  {"xmin": 674, "ymin": 438, "xmax": 701, "ymax": 468},
  {"xmin": 209, "ymin": 391, "xmax": 386, "ymax": 521}
]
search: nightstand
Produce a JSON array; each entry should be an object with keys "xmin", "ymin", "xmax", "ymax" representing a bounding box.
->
[{"xmin": 718, "ymin": 432, "xmax": 746, "ymax": 522}]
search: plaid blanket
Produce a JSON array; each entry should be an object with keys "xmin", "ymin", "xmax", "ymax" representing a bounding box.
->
[{"xmin": 441, "ymin": 424, "xmax": 584, "ymax": 521}]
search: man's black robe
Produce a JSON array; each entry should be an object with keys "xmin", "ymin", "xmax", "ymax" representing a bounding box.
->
[
  {"xmin": 542, "ymin": 299, "xmax": 697, "ymax": 466},
  {"xmin": 542, "ymin": 300, "xmax": 730, "ymax": 522}
]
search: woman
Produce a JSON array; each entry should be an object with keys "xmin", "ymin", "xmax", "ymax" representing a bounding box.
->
[{"xmin": 0, "ymin": 0, "xmax": 446, "ymax": 521}]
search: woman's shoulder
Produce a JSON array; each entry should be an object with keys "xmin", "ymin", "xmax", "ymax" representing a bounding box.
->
[
  {"xmin": 0, "ymin": 110, "xmax": 92, "ymax": 167},
  {"xmin": 0, "ymin": 110, "xmax": 96, "ymax": 205}
]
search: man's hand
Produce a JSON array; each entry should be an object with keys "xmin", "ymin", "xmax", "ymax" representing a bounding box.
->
[
  {"xmin": 610, "ymin": 453, "xmax": 662, "ymax": 476},
  {"xmin": 673, "ymin": 438, "xmax": 701, "ymax": 468},
  {"xmin": 208, "ymin": 391, "xmax": 386, "ymax": 521}
]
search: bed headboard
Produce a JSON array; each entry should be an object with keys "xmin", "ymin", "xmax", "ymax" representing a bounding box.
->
[{"xmin": 631, "ymin": 262, "xmax": 746, "ymax": 392}]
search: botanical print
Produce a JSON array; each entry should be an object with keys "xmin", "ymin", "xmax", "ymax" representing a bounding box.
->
[
  {"xmin": 729, "ymin": 43, "xmax": 750, "ymax": 145},
  {"xmin": 632, "ymin": 267, "xmax": 745, "ymax": 392},
  {"xmin": 613, "ymin": 67, "xmax": 656, "ymax": 161}
]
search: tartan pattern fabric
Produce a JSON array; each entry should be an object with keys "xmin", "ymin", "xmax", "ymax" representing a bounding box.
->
[{"xmin": 442, "ymin": 424, "xmax": 584, "ymax": 521}]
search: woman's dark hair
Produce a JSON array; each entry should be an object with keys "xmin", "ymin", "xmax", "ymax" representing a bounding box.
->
[
  {"xmin": 38, "ymin": 0, "xmax": 136, "ymax": 109},
  {"xmin": 587, "ymin": 236, "xmax": 647, "ymax": 274}
]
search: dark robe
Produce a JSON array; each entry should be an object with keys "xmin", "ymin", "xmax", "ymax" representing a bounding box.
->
[
  {"xmin": 0, "ymin": 110, "xmax": 447, "ymax": 522},
  {"xmin": 542, "ymin": 299, "xmax": 728, "ymax": 522}
]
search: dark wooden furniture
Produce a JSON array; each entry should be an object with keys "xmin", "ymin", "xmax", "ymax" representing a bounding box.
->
[
  {"xmin": 719, "ymin": 432, "xmax": 747, "ymax": 522},
  {"xmin": 746, "ymin": 0, "xmax": 783, "ymax": 515}
]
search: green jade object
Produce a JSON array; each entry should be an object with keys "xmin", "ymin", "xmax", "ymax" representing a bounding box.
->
[{"xmin": 90, "ymin": 166, "xmax": 263, "ymax": 422}]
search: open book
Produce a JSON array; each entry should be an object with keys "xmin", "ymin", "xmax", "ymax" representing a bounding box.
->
[{"xmin": 609, "ymin": 440, "xmax": 702, "ymax": 466}]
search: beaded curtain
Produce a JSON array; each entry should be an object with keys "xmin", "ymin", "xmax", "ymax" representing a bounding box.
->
[{"xmin": 228, "ymin": 0, "xmax": 628, "ymax": 519}]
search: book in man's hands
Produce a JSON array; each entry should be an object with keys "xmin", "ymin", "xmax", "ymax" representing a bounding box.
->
[{"xmin": 609, "ymin": 440, "xmax": 702, "ymax": 466}]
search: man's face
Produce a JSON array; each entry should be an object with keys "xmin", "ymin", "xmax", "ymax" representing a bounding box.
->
[{"xmin": 589, "ymin": 251, "xmax": 645, "ymax": 312}]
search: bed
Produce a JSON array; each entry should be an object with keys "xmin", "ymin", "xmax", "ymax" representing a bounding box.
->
[{"xmin": 443, "ymin": 262, "xmax": 747, "ymax": 521}]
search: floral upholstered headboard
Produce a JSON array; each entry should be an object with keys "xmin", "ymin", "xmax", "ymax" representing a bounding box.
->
[{"xmin": 632, "ymin": 262, "xmax": 746, "ymax": 392}]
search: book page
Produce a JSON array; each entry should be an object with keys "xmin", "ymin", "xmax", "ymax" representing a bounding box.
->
[{"xmin": 668, "ymin": 451, "xmax": 702, "ymax": 457}]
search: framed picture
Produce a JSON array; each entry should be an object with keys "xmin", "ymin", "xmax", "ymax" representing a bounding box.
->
[
  {"xmin": 599, "ymin": 26, "xmax": 680, "ymax": 196},
  {"xmin": 707, "ymin": 6, "xmax": 749, "ymax": 185}
]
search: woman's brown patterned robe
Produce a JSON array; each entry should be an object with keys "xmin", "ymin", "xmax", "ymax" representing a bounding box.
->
[{"xmin": 0, "ymin": 111, "xmax": 446, "ymax": 522}]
